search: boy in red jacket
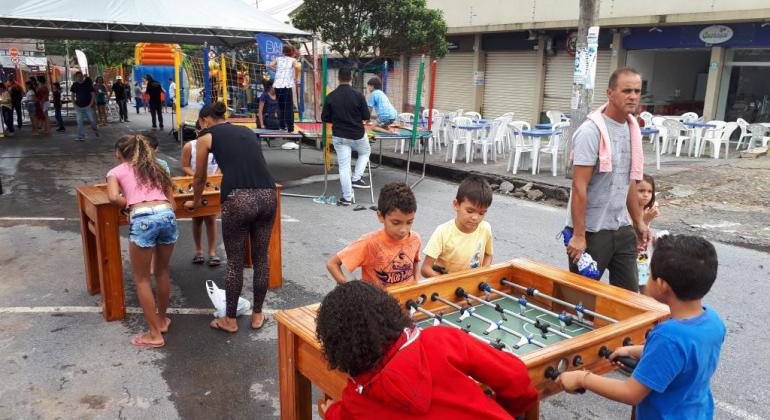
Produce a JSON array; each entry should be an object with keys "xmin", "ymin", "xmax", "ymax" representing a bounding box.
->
[{"xmin": 316, "ymin": 281, "xmax": 538, "ymax": 420}]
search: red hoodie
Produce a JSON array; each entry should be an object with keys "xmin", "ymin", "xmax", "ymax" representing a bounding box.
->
[{"xmin": 325, "ymin": 326, "xmax": 538, "ymax": 420}]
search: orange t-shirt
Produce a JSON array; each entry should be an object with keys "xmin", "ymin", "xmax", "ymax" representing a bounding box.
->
[{"xmin": 337, "ymin": 230, "xmax": 422, "ymax": 287}]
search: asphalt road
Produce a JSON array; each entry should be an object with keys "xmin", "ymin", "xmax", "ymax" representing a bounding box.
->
[{"xmin": 0, "ymin": 113, "xmax": 767, "ymax": 419}]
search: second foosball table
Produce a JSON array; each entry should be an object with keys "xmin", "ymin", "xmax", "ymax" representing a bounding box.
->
[
  {"xmin": 76, "ymin": 174, "xmax": 283, "ymax": 321},
  {"xmin": 275, "ymin": 259, "xmax": 669, "ymax": 419}
]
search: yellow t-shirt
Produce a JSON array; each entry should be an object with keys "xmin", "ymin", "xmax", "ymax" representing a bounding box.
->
[{"xmin": 423, "ymin": 220, "xmax": 493, "ymax": 274}]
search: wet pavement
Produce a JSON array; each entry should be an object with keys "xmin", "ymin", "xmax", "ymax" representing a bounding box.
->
[{"xmin": 1, "ymin": 111, "xmax": 768, "ymax": 419}]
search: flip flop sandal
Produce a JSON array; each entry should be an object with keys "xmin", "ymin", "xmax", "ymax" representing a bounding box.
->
[
  {"xmin": 207, "ymin": 256, "xmax": 221, "ymax": 266},
  {"xmin": 192, "ymin": 254, "xmax": 205, "ymax": 264},
  {"xmin": 251, "ymin": 313, "xmax": 268, "ymax": 330},
  {"xmin": 131, "ymin": 335, "xmax": 164, "ymax": 348},
  {"xmin": 210, "ymin": 318, "xmax": 237, "ymax": 333}
]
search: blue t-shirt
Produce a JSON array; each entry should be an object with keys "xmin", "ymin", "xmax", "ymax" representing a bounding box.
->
[
  {"xmin": 633, "ymin": 306, "xmax": 725, "ymax": 420},
  {"xmin": 259, "ymin": 92, "xmax": 279, "ymax": 119},
  {"xmin": 367, "ymin": 89, "xmax": 396, "ymax": 122}
]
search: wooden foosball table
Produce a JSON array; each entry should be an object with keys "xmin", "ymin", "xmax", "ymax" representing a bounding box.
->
[
  {"xmin": 76, "ymin": 174, "xmax": 283, "ymax": 321},
  {"xmin": 275, "ymin": 259, "xmax": 668, "ymax": 419}
]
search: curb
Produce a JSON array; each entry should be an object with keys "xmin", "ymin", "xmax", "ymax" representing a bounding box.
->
[{"xmin": 371, "ymin": 152, "xmax": 570, "ymax": 205}]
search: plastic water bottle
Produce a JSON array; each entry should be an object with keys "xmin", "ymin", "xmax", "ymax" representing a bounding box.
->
[{"xmin": 560, "ymin": 228, "xmax": 601, "ymax": 279}]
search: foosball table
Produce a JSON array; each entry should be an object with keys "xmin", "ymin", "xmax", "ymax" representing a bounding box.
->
[
  {"xmin": 274, "ymin": 259, "xmax": 668, "ymax": 419},
  {"xmin": 76, "ymin": 174, "xmax": 283, "ymax": 321}
]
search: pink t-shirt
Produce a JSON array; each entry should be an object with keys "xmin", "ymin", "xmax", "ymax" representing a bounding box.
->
[{"xmin": 106, "ymin": 162, "xmax": 168, "ymax": 208}]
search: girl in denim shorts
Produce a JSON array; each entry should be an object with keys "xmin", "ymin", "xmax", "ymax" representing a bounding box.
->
[{"xmin": 106, "ymin": 134, "xmax": 178, "ymax": 348}]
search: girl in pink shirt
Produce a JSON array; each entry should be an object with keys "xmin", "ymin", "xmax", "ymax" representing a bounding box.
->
[{"xmin": 106, "ymin": 134, "xmax": 178, "ymax": 348}]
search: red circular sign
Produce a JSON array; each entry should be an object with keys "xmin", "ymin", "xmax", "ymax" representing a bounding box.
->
[{"xmin": 9, "ymin": 47, "xmax": 18, "ymax": 57}]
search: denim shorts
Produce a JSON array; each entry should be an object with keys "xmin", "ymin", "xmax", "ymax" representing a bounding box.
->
[{"xmin": 129, "ymin": 208, "xmax": 179, "ymax": 248}]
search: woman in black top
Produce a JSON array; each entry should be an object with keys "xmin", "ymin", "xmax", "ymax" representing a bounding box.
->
[
  {"xmin": 185, "ymin": 102, "xmax": 277, "ymax": 332},
  {"xmin": 258, "ymin": 79, "xmax": 280, "ymax": 130}
]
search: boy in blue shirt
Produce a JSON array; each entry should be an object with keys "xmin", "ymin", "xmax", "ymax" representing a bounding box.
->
[
  {"xmin": 366, "ymin": 76, "xmax": 397, "ymax": 134},
  {"xmin": 558, "ymin": 234, "xmax": 725, "ymax": 420}
]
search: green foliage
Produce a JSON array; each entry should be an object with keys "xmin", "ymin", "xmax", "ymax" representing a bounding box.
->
[
  {"xmin": 292, "ymin": 0, "xmax": 447, "ymax": 60},
  {"xmin": 45, "ymin": 40, "xmax": 135, "ymax": 66}
]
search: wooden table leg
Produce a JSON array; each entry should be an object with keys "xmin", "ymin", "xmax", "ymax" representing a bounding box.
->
[
  {"xmin": 78, "ymin": 193, "xmax": 100, "ymax": 295},
  {"xmin": 268, "ymin": 185, "xmax": 282, "ymax": 289},
  {"xmin": 278, "ymin": 322, "xmax": 312, "ymax": 420},
  {"xmin": 95, "ymin": 206, "xmax": 126, "ymax": 321},
  {"xmin": 524, "ymin": 401, "xmax": 540, "ymax": 420}
]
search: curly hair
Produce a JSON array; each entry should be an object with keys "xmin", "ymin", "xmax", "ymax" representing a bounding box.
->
[
  {"xmin": 316, "ymin": 281, "xmax": 412, "ymax": 377},
  {"xmin": 114, "ymin": 134, "xmax": 172, "ymax": 194},
  {"xmin": 377, "ymin": 182, "xmax": 417, "ymax": 216}
]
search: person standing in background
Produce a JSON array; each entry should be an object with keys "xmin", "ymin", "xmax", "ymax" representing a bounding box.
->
[{"xmin": 268, "ymin": 44, "xmax": 301, "ymax": 132}]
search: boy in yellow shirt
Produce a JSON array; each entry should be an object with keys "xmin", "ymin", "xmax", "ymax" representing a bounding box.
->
[{"xmin": 421, "ymin": 175, "xmax": 494, "ymax": 277}]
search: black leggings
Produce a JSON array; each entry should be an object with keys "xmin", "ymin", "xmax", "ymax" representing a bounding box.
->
[
  {"xmin": 221, "ymin": 188, "xmax": 277, "ymax": 317},
  {"xmin": 275, "ymin": 87, "xmax": 294, "ymax": 132}
]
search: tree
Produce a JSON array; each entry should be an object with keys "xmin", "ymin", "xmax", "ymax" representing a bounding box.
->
[
  {"xmin": 45, "ymin": 40, "xmax": 135, "ymax": 66},
  {"xmin": 292, "ymin": 0, "xmax": 448, "ymax": 62}
]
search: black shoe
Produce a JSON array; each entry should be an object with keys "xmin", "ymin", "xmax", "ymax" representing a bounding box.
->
[
  {"xmin": 338, "ymin": 198, "xmax": 353, "ymax": 206},
  {"xmin": 56, "ymin": 128, "xmax": 65, "ymax": 132},
  {"xmin": 352, "ymin": 179, "xmax": 370, "ymax": 189}
]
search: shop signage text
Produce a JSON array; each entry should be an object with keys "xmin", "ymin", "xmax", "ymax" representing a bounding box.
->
[{"xmin": 699, "ymin": 25, "xmax": 734, "ymax": 45}]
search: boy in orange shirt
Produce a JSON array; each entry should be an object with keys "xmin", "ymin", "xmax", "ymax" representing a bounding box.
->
[{"xmin": 327, "ymin": 182, "xmax": 421, "ymax": 287}]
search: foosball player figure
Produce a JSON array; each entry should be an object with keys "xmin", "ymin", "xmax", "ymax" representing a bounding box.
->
[
  {"xmin": 326, "ymin": 182, "xmax": 421, "ymax": 288},
  {"xmin": 421, "ymin": 175, "xmax": 494, "ymax": 277},
  {"xmin": 558, "ymin": 234, "xmax": 725, "ymax": 420},
  {"xmin": 316, "ymin": 281, "xmax": 538, "ymax": 420}
]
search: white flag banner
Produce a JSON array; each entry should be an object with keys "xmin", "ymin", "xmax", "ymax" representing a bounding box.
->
[{"xmin": 75, "ymin": 49, "xmax": 88, "ymax": 75}]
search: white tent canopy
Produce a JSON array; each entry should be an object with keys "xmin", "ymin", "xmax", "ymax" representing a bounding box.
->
[{"xmin": 0, "ymin": 0, "xmax": 309, "ymax": 45}]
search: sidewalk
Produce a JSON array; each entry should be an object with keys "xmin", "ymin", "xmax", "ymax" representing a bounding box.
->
[
  {"xmin": 372, "ymin": 136, "xmax": 742, "ymax": 204},
  {"xmin": 373, "ymin": 136, "xmax": 770, "ymax": 251}
]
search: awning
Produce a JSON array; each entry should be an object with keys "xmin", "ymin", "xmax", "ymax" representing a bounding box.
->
[
  {"xmin": 0, "ymin": 55, "xmax": 48, "ymax": 69},
  {"xmin": 0, "ymin": 0, "xmax": 309, "ymax": 46}
]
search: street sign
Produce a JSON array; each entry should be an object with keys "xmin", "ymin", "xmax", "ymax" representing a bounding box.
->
[
  {"xmin": 11, "ymin": 56, "xmax": 20, "ymax": 65},
  {"xmin": 9, "ymin": 47, "xmax": 18, "ymax": 58},
  {"xmin": 208, "ymin": 50, "xmax": 216, "ymax": 60}
]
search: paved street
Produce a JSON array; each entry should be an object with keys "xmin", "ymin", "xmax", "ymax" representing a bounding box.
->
[{"xmin": 0, "ymin": 113, "xmax": 768, "ymax": 419}]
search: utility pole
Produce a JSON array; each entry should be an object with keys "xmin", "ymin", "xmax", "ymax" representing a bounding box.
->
[{"xmin": 562, "ymin": 0, "xmax": 601, "ymax": 179}]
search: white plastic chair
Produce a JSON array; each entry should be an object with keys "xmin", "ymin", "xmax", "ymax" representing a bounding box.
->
[
  {"xmin": 699, "ymin": 122, "xmax": 737, "ymax": 159},
  {"xmin": 439, "ymin": 111, "xmax": 457, "ymax": 149},
  {"xmin": 470, "ymin": 118, "xmax": 506, "ymax": 164},
  {"xmin": 446, "ymin": 116, "xmax": 473, "ymax": 164},
  {"xmin": 640, "ymin": 111, "xmax": 654, "ymax": 143},
  {"xmin": 651, "ymin": 116, "xmax": 668, "ymax": 153},
  {"xmin": 680, "ymin": 112, "xmax": 699, "ymax": 123},
  {"xmin": 394, "ymin": 113, "xmax": 414, "ymax": 153},
  {"xmin": 697, "ymin": 120, "xmax": 726, "ymax": 157},
  {"xmin": 500, "ymin": 112, "xmax": 515, "ymax": 120},
  {"xmin": 735, "ymin": 118, "xmax": 753, "ymax": 150},
  {"xmin": 463, "ymin": 111, "xmax": 481, "ymax": 122},
  {"xmin": 537, "ymin": 121, "xmax": 569, "ymax": 176},
  {"xmin": 546, "ymin": 110, "xmax": 564, "ymax": 125},
  {"xmin": 427, "ymin": 113, "xmax": 444, "ymax": 155},
  {"xmin": 662, "ymin": 119, "xmax": 692, "ymax": 157},
  {"xmin": 747, "ymin": 124, "xmax": 770, "ymax": 149},
  {"xmin": 507, "ymin": 121, "xmax": 532, "ymax": 174},
  {"xmin": 422, "ymin": 109, "xmax": 440, "ymax": 121}
]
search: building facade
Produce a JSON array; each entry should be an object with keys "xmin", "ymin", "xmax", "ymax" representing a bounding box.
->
[{"xmin": 396, "ymin": 1, "xmax": 770, "ymax": 123}]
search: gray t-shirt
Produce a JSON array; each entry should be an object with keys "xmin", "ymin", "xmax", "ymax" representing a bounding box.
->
[{"xmin": 566, "ymin": 115, "xmax": 632, "ymax": 232}]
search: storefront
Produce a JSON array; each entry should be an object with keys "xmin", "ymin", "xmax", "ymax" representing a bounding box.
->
[
  {"xmin": 623, "ymin": 22, "xmax": 770, "ymax": 122},
  {"xmin": 480, "ymin": 32, "xmax": 538, "ymax": 121}
]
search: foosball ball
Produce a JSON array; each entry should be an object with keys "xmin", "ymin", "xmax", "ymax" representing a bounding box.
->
[
  {"xmin": 76, "ymin": 174, "xmax": 283, "ymax": 321},
  {"xmin": 274, "ymin": 259, "xmax": 668, "ymax": 419}
]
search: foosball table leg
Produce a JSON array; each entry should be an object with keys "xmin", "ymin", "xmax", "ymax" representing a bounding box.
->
[
  {"xmin": 278, "ymin": 322, "xmax": 312, "ymax": 420},
  {"xmin": 524, "ymin": 402, "xmax": 540, "ymax": 420}
]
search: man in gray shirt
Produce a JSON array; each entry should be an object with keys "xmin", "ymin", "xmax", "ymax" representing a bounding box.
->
[{"xmin": 565, "ymin": 68, "xmax": 649, "ymax": 291}]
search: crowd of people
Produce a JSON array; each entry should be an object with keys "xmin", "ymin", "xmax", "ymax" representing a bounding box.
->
[{"xmin": 0, "ymin": 71, "xmax": 179, "ymax": 140}]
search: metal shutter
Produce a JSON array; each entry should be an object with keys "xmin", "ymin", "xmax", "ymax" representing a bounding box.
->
[
  {"xmin": 433, "ymin": 52, "xmax": 474, "ymax": 112},
  {"xmin": 386, "ymin": 58, "xmax": 405, "ymax": 113},
  {"xmin": 482, "ymin": 50, "xmax": 539, "ymax": 123},
  {"xmin": 543, "ymin": 49, "xmax": 611, "ymax": 114},
  {"xmin": 407, "ymin": 57, "xmax": 425, "ymax": 106}
]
